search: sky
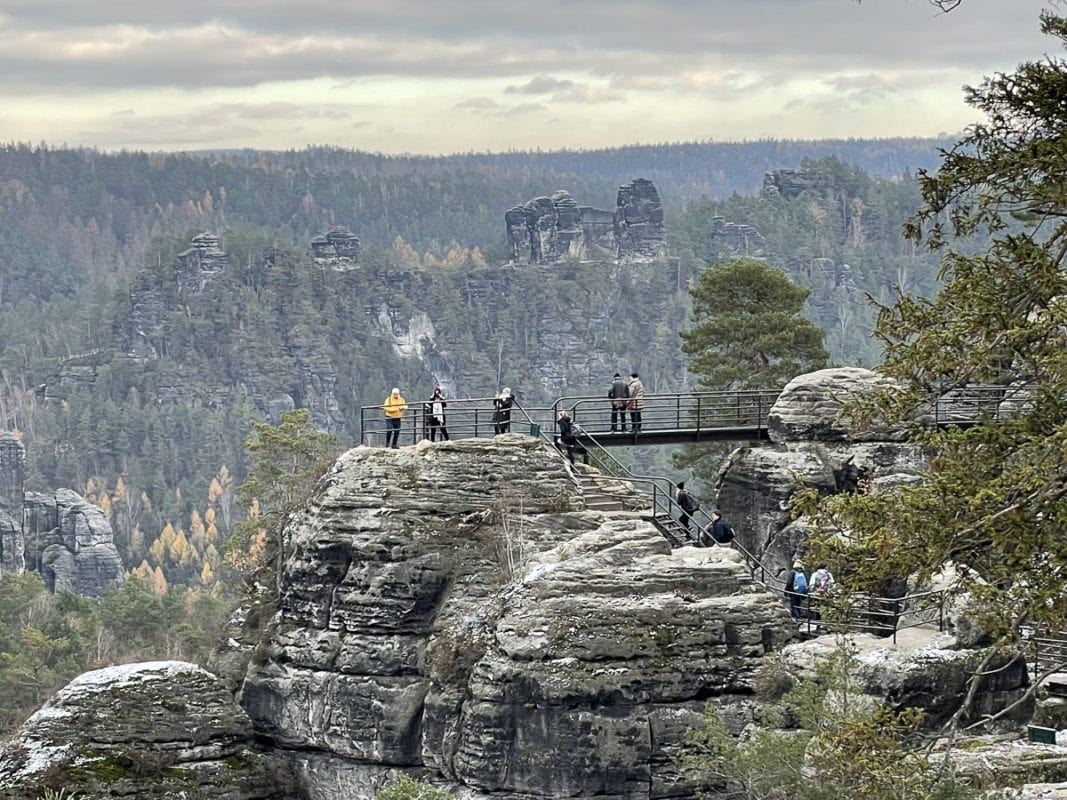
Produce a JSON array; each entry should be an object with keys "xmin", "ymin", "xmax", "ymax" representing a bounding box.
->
[{"xmin": 0, "ymin": 0, "xmax": 1058, "ymax": 155}]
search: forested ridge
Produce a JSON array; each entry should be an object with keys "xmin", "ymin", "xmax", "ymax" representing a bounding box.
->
[{"xmin": 0, "ymin": 139, "xmax": 946, "ymax": 700}]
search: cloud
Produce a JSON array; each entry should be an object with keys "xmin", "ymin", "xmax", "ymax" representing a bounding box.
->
[
  {"xmin": 456, "ymin": 96, "xmax": 502, "ymax": 111},
  {"xmin": 505, "ymin": 75, "xmax": 575, "ymax": 95},
  {"xmin": 550, "ymin": 85, "xmax": 625, "ymax": 104}
]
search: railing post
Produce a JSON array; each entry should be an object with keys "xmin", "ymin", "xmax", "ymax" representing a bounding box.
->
[
  {"xmin": 475, "ymin": 409, "xmax": 479, "ymax": 438},
  {"xmin": 676, "ymin": 395, "xmax": 681, "ymax": 429}
]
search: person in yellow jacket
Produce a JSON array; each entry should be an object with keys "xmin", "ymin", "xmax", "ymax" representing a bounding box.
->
[{"xmin": 383, "ymin": 387, "xmax": 407, "ymax": 448}]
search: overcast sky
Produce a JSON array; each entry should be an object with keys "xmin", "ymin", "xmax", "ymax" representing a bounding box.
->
[{"xmin": 0, "ymin": 0, "xmax": 1057, "ymax": 155}]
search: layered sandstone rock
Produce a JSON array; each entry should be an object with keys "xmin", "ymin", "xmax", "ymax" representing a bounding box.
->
[
  {"xmin": 239, "ymin": 436, "xmax": 796, "ymax": 799},
  {"xmin": 23, "ymin": 489, "xmax": 124, "ymax": 596},
  {"xmin": 0, "ymin": 661, "xmax": 303, "ymax": 800},
  {"xmin": 716, "ymin": 367, "xmax": 927, "ymax": 583}
]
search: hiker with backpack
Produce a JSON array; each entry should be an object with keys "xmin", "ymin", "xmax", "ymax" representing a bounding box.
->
[
  {"xmin": 555, "ymin": 409, "xmax": 589, "ymax": 465},
  {"xmin": 709, "ymin": 509, "xmax": 735, "ymax": 545},
  {"xmin": 675, "ymin": 481, "xmax": 699, "ymax": 532},
  {"xmin": 608, "ymin": 372, "xmax": 630, "ymax": 432},
  {"xmin": 784, "ymin": 560, "xmax": 809, "ymax": 619}
]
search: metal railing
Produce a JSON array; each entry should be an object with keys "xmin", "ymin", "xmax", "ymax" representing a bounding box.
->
[
  {"xmin": 359, "ymin": 396, "xmax": 558, "ymax": 447},
  {"xmin": 555, "ymin": 390, "xmax": 781, "ymax": 439},
  {"xmin": 796, "ymin": 588, "xmax": 949, "ymax": 643}
]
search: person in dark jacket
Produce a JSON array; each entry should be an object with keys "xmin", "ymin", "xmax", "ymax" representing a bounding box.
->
[
  {"xmin": 676, "ymin": 481, "xmax": 699, "ymax": 532},
  {"xmin": 709, "ymin": 509, "xmax": 735, "ymax": 545},
  {"xmin": 493, "ymin": 388, "xmax": 514, "ymax": 435},
  {"xmin": 608, "ymin": 372, "xmax": 630, "ymax": 432},
  {"xmin": 784, "ymin": 560, "xmax": 809, "ymax": 619},
  {"xmin": 555, "ymin": 410, "xmax": 588, "ymax": 464},
  {"xmin": 627, "ymin": 372, "xmax": 645, "ymax": 433},
  {"xmin": 424, "ymin": 386, "xmax": 449, "ymax": 442}
]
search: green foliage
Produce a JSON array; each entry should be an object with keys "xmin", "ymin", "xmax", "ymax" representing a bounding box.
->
[
  {"xmin": 375, "ymin": 774, "xmax": 455, "ymax": 800},
  {"xmin": 677, "ymin": 642, "xmax": 973, "ymax": 800},
  {"xmin": 677, "ymin": 257, "xmax": 829, "ymax": 487},
  {"xmin": 229, "ymin": 409, "xmax": 339, "ymax": 583},
  {"xmin": 681, "ymin": 258, "xmax": 829, "ymax": 390},
  {"xmin": 797, "ymin": 13, "xmax": 1067, "ymax": 655},
  {"xmin": 0, "ymin": 573, "xmax": 229, "ymax": 737}
]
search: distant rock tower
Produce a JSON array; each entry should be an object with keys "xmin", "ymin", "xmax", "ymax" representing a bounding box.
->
[
  {"xmin": 175, "ymin": 232, "xmax": 228, "ymax": 296},
  {"xmin": 614, "ymin": 178, "xmax": 666, "ymax": 259},
  {"xmin": 0, "ymin": 433, "xmax": 26, "ymax": 573},
  {"xmin": 311, "ymin": 226, "xmax": 361, "ymax": 271}
]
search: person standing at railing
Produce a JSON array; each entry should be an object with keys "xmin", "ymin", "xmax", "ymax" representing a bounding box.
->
[
  {"xmin": 493, "ymin": 388, "xmax": 514, "ymax": 434},
  {"xmin": 608, "ymin": 372, "xmax": 630, "ymax": 432},
  {"xmin": 808, "ymin": 565, "xmax": 835, "ymax": 621},
  {"xmin": 555, "ymin": 409, "xmax": 589, "ymax": 465},
  {"xmin": 424, "ymin": 386, "xmax": 449, "ymax": 442},
  {"xmin": 383, "ymin": 387, "xmax": 408, "ymax": 449},
  {"xmin": 627, "ymin": 372, "xmax": 645, "ymax": 433},
  {"xmin": 676, "ymin": 481, "xmax": 699, "ymax": 532}
]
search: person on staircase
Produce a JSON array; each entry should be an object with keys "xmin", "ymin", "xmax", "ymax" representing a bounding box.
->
[
  {"xmin": 627, "ymin": 372, "xmax": 645, "ymax": 433},
  {"xmin": 784, "ymin": 560, "xmax": 809, "ymax": 619},
  {"xmin": 709, "ymin": 509, "xmax": 735, "ymax": 545},
  {"xmin": 493, "ymin": 388, "xmax": 514, "ymax": 435},
  {"xmin": 609, "ymin": 372, "xmax": 630, "ymax": 432},
  {"xmin": 675, "ymin": 482, "xmax": 699, "ymax": 533},
  {"xmin": 424, "ymin": 386, "xmax": 449, "ymax": 442},
  {"xmin": 383, "ymin": 387, "xmax": 408, "ymax": 449},
  {"xmin": 555, "ymin": 409, "xmax": 589, "ymax": 465}
]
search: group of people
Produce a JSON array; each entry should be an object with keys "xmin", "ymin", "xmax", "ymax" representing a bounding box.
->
[
  {"xmin": 675, "ymin": 483, "xmax": 735, "ymax": 545},
  {"xmin": 380, "ymin": 386, "xmax": 515, "ymax": 448},
  {"xmin": 608, "ymin": 372, "xmax": 645, "ymax": 433},
  {"xmin": 784, "ymin": 560, "xmax": 836, "ymax": 619}
]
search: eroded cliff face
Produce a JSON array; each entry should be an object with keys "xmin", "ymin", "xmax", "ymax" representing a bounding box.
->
[
  {"xmin": 715, "ymin": 368, "xmax": 929, "ymax": 584},
  {"xmin": 239, "ymin": 436, "xmax": 796, "ymax": 799}
]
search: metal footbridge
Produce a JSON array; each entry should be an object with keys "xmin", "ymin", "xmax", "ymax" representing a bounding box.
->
[{"xmin": 359, "ymin": 386, "xmax": 1009, "ymax": 449}]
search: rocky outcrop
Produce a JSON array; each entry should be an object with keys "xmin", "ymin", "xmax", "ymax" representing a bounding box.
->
[
  {"xmin": 716, "ymin": 368, "xmax": 927, "ymax": 582},
  {"xmin": 709, "ymin": 215, "xmax": 767, "ymax": 261},
  {"xmin": 176, "ymin": 232, "xmax": 227, "ymax": 296},
  {"xmin": 311, "ymin": 226, "xmax": 361, "ymax": 270},
  {"xmin": 615, "ymin": 178, "xmax": 666, "ymax": 259},
  {"xmin": 23, "ymin": 489, "xmax": 124, "ymax": 596},
  {"xmin": 0, "ymin": 661, "xmax": 303, "ymax": 800},
  {"xmin": 0, "ymin": 434, "xmax": 25, "ymax": 574},
  {"xmin": 0, "ymin": 435, "xmax": 121, "ymax": 596},
  {"xmin": 239, "ymin": 436, "xmax": 796, "ymax": 799},
  {"xmin": 505, "ymin": 179, "xmax": 664, "ymax": 264}
]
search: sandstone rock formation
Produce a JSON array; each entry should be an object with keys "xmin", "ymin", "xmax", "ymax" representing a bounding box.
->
[
  {"xmin": 239, "ymin": 437, "xmax": 796, "ymax": 799},
  {"xmin": 716, "ymin": 367, "xmax": 927, "ymax": 584},
  {"xmin": 709, "ymin": 215, "xmax": 767, "ymax": 260},
  {"xmin": 0, "ymin": 435, "xmax": 122, "ymax": 596},
  {"xmin": 615, "ymin": 178, "xmax": 666, "ymax": 259},
  {"xmin": 23, "ymin": 489, "xmax": 124, "ymax": 596},
  {"xmin": 505, "ymin": 179, "xmax": 663, "ymax": 264},
  {"xmin": 311, "ymin": 225, "xmax": 361, "ymax": 270},
  {"xmin": 0, "ymin": 434, "xmax": 25, "ymax": 574},
  {"xmin": 0, "ymin": 661, "xmax": 303, "ymax": 800},
  {"xmin": 176, "ymin": 232, "xmax": 227, "ymax": 297}
]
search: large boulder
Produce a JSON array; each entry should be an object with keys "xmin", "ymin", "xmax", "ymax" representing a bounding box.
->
[
  {"xmin": 0, "ymin": 661, "xmax": 302, "ymax": 800},
  {"xmin": 240, "ymin": 437, "xmax": 796, "ymax": 799},
  {"xmin": 767, "ymin": 367, "xmax": 908, "ymax": 444}
]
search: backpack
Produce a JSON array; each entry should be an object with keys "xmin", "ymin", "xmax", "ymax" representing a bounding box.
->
[{"xmin": 792, "ymin": 571, "xmax": 808, "ymax": 594}]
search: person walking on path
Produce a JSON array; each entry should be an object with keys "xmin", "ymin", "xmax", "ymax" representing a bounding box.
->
[
  {"xmin": 555, "ymin": 409, "xmax": 589, "ymax": 465},
  {"xmin": 609, "ymin": 372, "xmax": 630, "ymax": 432},
  {"xmin": 627, "ymin": 372, "xmax": 645, "ymax": 433},
  {"xmin": 784, "ymin": 560, "xmax": 809, "ymax": 619},
  {"xmin": 493, "ymin": 388, "xmax": 515, "ymax": 435},
  {"xmin": 709, "ymin": 509, "xmax": 735, "ymax": 545},
  {"xmin": 383, "ymin": 387, "xmax": 408, "ymax": 449},
  {"xmin": 424, "ymin": 386, "xmax": 449, "ymax": 442},
  {"xmin": 675, "ymin": 482, "xmax": 699, "ymax": 532},
  {"xmin": 808, "ymin": 565, "xmax": 836, "ymax": 622}
]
